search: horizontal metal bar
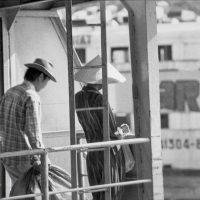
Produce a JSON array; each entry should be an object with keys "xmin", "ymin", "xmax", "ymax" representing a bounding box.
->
[
  {"xmin": 79, "ymin": 187, "xmax": 107, "ymax": 193},
  {"xmin": 48, "ymin": 179, "xmax": 151, "ymax": 195},
  {"xmin": 78, "ymin": 147, "xmax": 104, "ymax": 152},
  {"xmin": 74, "ymin": 65, "xmax": 102, "ymax": 70},
  {"xmin": 0, "ymin": 179, "xmax": 151, "ymax": 200},
  {"xmin": 0, "ymin": 193, "xmax": 42, "ymax": 200},
  {"xmin": 0, "ymin": 138, "xmax": 150, "ymax": 158},
  {"xmin": 0, "ymin": 148, "xmax": 46, "ymax": 158},
  {"xmin": 42, "ymin": 130, "xmax": 83, "ymax": 135},
  {"xmin": 76, "ymin": 107, "xmax": 104, "ymax": 112},
  {"xmin": 72, "ymin": 23, "xmax": 101, "ymax": 27},
  {"xmin": 48, "ymin": 138, "xmax": 150, "ymax": 153}
]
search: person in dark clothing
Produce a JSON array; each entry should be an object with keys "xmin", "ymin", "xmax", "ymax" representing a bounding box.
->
[{"xmin": 74, "ymin": 55, "xmax": 126, "ymax": 200}]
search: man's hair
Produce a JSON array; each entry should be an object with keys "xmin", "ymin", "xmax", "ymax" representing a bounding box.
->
[{"xmin": 24, "ymin": 68, "xmax": 48, "ymax": 82}]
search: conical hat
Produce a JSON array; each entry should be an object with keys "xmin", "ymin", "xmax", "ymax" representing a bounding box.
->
[{"xmin": 74, "ymin": 55, "xmax": 126, "ymax": 84}]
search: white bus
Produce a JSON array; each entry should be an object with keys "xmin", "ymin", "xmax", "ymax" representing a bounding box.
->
[{"xmin": 73, "ymin": 21, "xmax": 200, "ymax": 170}]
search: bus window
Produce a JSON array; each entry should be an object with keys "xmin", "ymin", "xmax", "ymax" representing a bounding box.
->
[
  {"xmin": 123, "ymin": 16, "xmax": 128, "ymax": 23},
  {"xmin": 111, "ymin": 47, "xmax": 129, "ymax": 64},
  {"xmin": 158, "ymin": 45, "xmax": 172, "ymax": 62},
  {"xmin": 161, "ymin": 113, "xmax": 169, "ymax": 129}
]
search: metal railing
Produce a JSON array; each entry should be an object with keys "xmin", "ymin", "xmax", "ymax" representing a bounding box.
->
[{"xmin": 0, "ymin": 137, "xmax": 151, "ymax": 200}]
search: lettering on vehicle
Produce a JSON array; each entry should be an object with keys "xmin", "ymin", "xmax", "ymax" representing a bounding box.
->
[
  {"xmin": 160, "ymin": 80, "xmax": 200, "ymax": 111},
  {"xmin": 73, "ymin": 35, "xmax": 91, "ymax": 45},
  {"xmin": 162, "ymin": 138, "xmax": 200, "ymax": 149}
]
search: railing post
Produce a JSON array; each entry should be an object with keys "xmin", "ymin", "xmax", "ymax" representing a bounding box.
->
[
  {"xmin": 100, "ymin": 1, "xmax": 111, "ymax": 200},
  {"xmin": 0, "ymin": 16, "xmax": 6, "ymax": 199},
  {"xmin": 124, "ymin": 1, "xmax": 164, "ymax": 199},
  {"xmin": 41, "ymin": 153, "xmax": 49, "ymax": 200},
  {"xmin": 65, "ymin": 0, "xmax": 78, "ymax": 199},
  {"xmin": 0, "ymin": 139, "xmax": 6, "ymax": 198},
  {"xmin": 77, "ymin": 137, "xmax": 84, "ymax": 200}
]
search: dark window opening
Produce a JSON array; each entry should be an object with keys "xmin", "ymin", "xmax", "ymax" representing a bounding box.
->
[
  {"xmin": 72, "ymin": 20, "xmax": 86, "ymax": 27},
  {"xmin": 168, "ymin": 10, "xmax": 181, "ymax": 18},
  {"xmin": 111, "ymin": 47, "xmax": 129, "ymax": 64},
  {"xmin": 123, "ymin": 16, "xmax": 128, "ymax": 23},
  {"xmin": 75, "ymin": 48, "xmax": 86, "ymax": 64},
  {"xmin": 158, "ymin": 45, "xmax": 172, "ymax": 62},
  {"xmin": 161, "ymin": 113, "xmax": 169, "ymax": 129}
]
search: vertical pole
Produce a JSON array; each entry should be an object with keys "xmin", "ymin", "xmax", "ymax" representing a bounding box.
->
[
  {"xmin": 65, "ymin": 0, "xmax": 77, "ymax": 200},
  {"xmin": 0, "ymin": 17, "xmax": 6, "ymax": 198},
  {"xmin": 100, "ymin": 1, "xmax": 111, "ymax": 200},
  {"xmin": 0, "ymin": 142, "xmax": 6, "ymax": 198},
  {"xmin": 41, "ymin": 153, "xmax": 49, "ymax": 200},
  {"xmin": 77, "ymin": 137, "xmax": 84, "ymax": 200},
  {"xmin": 123, "ymin": 0, "xmax": 164, "ymax": 199},
  {"xmin": 127, "ymin": 7, "xmax": 141, "ymax": 200}
]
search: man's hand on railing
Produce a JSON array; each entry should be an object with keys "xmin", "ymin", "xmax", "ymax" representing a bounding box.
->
[
  {"xmin": 32, "ymin": 156, "xmax": 51, "ymax": 173},
  {"xmin": 32, "ymin": 160, "xmax": 41, "ymax": 172}
]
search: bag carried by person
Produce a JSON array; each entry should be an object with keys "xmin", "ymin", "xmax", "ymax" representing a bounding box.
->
[
  {"xmin": 115, "ymin": 123, "xmax": 135, "ymax": 173},
  {"xmin": 10, "ymin": 165, "xmax": 71, "ymax": 200},
  {"xmin": 48, "ymin": 165, "xmax": 71, "ymax": 200},
  {"xmin": 121, "ymin": 145, "xmax": 135, "ymax": 173}
]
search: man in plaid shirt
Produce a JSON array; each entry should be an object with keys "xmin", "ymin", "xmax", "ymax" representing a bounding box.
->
[{"xmin": 0, "ymin": 58, "xmax": 56, "ymax": 185}]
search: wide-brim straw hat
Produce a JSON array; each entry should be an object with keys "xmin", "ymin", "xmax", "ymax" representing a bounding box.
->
[
  {"xmin": 74, "ymin": 55, "xmax": 126, "ymax": 84},
  {"xmin": 24, "ymin": 58, "xmax": 56, "ymax": 82}
]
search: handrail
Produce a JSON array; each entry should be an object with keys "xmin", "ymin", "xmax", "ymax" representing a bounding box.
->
[
  {"xmin": 74, "ymin": 65, "xmax": 102, "ymax": 69},
  {"xmin": 76, "ymin": 107, "xmax": 104, "ymax": 112},
  {"xmin": 0, "ymin": 138, "xmax": 150, "ymax": 200},
  {"xmin": 0, "ymin": 138, "xmax": 150, "ymax": 158},
  {"xmin": 49, "ymin": 179, "xmax": 152, "ymax": 194},
  {"xmin": 0, "ymin": 193, "xmax": 42, "ymax": 200},
  {"xmin": 0, "ymin": 179, "xmax": 151, "ymax": 200}
]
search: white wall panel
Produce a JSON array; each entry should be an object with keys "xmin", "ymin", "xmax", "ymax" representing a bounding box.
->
[
  {"xmin": 183, "ymin": 43, "xmax": 200, "ymax": 60},
  {"xmin": 170, "ymin": 113, "xmax": 200, "ymax": 130},
  {"xmin": 11, "ymin": 14, "xmax": 82, "ymax": 133}
]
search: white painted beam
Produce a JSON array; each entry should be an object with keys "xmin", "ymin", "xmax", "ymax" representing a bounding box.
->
[
  {"xmin": 3, "ymin": 8, "xmax": 20, "ymax": 31},
  {"xmin": 1, "ymin": 18, "xmax": 11, "ymax": 91}
]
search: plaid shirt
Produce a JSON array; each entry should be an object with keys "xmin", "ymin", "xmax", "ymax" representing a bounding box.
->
[{"xmin": 0, "ymin": 81, "xmax": 44, "ymax": 165}]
